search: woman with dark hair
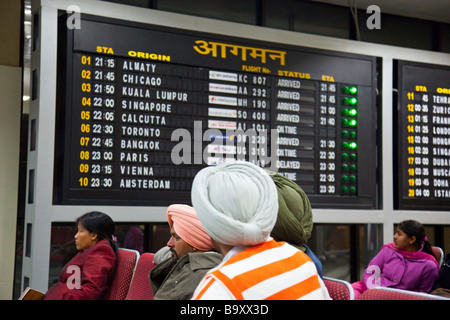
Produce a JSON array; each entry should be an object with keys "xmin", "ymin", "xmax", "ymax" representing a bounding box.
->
[
  {"xmin": 351, "ymin": 220, "xmax": 440, "ymax": 299},
  {"xmin": 44, "ymin": 211, "xmax": 117, "ymax": 300}
]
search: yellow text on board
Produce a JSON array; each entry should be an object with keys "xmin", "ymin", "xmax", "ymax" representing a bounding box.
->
[{"xmin": 193, "ymin": 40, "xmax": 286, "ymax": 66}]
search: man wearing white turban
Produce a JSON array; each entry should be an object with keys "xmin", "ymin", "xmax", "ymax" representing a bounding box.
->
[{"xmin": 191, "ymin": 161, "xmax": 330, "ymax": 300}]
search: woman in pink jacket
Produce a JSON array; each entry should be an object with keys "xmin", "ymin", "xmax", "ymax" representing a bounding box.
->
[
  {"xmin": 44, "ymin": 211, "xmax": 117, "ymax": 300},
  {"xmin": 352, "ymin": 220, "xmax": 440, "ymax": 299}
]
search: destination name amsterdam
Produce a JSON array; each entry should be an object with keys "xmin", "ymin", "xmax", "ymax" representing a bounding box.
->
[{"xmin": 119, "ymin": 178, "xmax": 171, "ymax": 189}]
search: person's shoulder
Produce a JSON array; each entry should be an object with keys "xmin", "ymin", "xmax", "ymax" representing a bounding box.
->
[
  {"xmin": 376, "ymin": 243, "xmax": 396, "ymax": 256},
  {"xmin": 89, "ymin": 239, "xmax": 115, "ymax": 257},
  {"xmin": 422, "ymin": 256, "xmax": 440, "ymax": 270},
  {"xmin": 189, "ymin": 251, "xmax": 223, "ymax": 270}
]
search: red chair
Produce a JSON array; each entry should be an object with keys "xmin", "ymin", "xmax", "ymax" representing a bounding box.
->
[
  {"xmin": 432, "ymin": 246, "xmax": 444, "ymax": 266},
  {"xmin": 125, "ymin": 252, "xmax": 157, "ymax": 300},
  {"xmin": 359, "ymin": 287, "xmax": 450, "ymax": 300},
  {"xmin": 323, "ymin": 276, "xmax": 355, "ymax": 300},
  {"xmin": 104, "ymin": 248, "xmax": 139, "ymax": 300}
]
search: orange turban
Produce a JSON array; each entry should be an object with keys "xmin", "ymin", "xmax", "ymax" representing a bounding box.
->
[{"xmin": 167, "ymin": 204, "xmax": 214, "ymax": 251}]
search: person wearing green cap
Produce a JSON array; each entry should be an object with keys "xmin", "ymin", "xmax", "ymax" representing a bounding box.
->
[{"xmin": 267, "ymin": 170, "xmax": 323, "ymax": 278}]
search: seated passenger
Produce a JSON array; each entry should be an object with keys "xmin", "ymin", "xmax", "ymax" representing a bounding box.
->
[
  {"xmin": 267, "ymin": 171, "xmax": 323, "ymax": 278},
  {"xmin": 149, "ymin": 204, "xmax": 222, "ymax": 300},
  {"xmin": 44, "ymin": 211, "xmax": 117, "ymax": 300},
  {"xmin": 351, "ymin": 220, "xmax": 440, "ymax": 299},
  {"xmin": 431, "ymin": 252, "xmax": 450, "ymax": 297},
  {"xmin": 190, "ymin": 161, "xmax": 330, "ymax": 300}
]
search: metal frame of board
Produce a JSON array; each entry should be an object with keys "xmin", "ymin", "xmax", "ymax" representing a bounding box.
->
[{"xmin": 23, "ymin": 0, "xmax": 450, "ymax": 292}]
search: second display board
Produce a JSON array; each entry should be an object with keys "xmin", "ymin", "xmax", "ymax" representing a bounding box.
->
[
  {"xmin": 54, "ymin": 12, "xmax": 380, "ymax": 208},
  {"xmin": 395, "ymin": 60, "xmax": 450, "ymax": 210}
]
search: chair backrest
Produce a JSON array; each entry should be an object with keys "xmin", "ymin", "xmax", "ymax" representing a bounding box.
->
[
  {"xmin": 104, "ymin": 248, "xmax": 139, "ymax": 300},
  {"xmin": 323, "ymin": 276, "xmax": 355, "ymax": 300},
  {"xmin": 359, "ymin": 287, "xmax": 450, "ymax": 300},
  {"xmin": 125, "ymin": 252, "xmax": 157, "ymax": 300},
  {"xmin": 432, "ymin": 246, "xmax": 444, "ymax": 266}
]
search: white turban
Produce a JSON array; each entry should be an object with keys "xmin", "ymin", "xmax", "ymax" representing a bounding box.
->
[{"xmin": 191, "ymin": 161, "xmax": 279, "ymax": 246}]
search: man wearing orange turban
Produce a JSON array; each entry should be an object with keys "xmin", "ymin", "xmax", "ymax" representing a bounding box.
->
[{"xmin": 149, "ymin": 204, "xmax": 222, "ymax": 300}]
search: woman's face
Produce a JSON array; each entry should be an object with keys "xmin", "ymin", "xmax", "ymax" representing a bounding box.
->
[
  {"xmin": 74, "ymin": 222, "xmax": 98, "ymax": 250},
  {"xmin": 394, "ymin": 227, "xmax": 416, "ymax": 251}
]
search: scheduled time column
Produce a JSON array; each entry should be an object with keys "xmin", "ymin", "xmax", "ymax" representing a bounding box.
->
[{"xmin": 90, "ymin": 55, "xmax": 117, "ymax": 189}]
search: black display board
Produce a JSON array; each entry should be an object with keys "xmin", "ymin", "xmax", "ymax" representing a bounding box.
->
[
  {"xmin": 53, "ymin": 12, "xmax": 380, "ymax": 208},
  {"xmin": 394, "ymin": 60, "xmax": 450, "ymax": 210}
]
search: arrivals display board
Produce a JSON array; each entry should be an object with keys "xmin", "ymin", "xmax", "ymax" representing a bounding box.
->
[
  {"xmin": 53, "ymin": 13, "xmax": 380, "ymax": 208},
  {"xmin": 394, "ymin": 60, "xmax": 450, "ymax": 210}
]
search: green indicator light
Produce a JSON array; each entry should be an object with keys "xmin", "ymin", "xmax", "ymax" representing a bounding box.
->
[
  {"xmin": 342, "ymin": 142, "xmax": 349, "ymax": 149},
  {"xmin": 349, "ymin": 164, "xmax": 357, "ymax": 171},
  {"xmin": 341, "ymin": 186, "xmax": 349, "ymax": 193},
  {"xmin": 342, "ymin": 164, "xmax": 349, "ymax": 171},
  {"xmin": 341, "ymin": 118, "xmax": 349, "ymax": 126},
  {"xmin": 342, "ymin": 86, "xmax": 358, "ymax": 94},
  {"xmin": 350, "ymin": 186, "xmax": 357, "ymax": 194},
  {"xmin": 350, "ymin": 175, "xmax": 357, "ymax": 183},
  {"xmin": 349, "ymin": 142, "xmax": 358, "ymax": 149},
  {"xmin": 341, "ymin": 175, "xmax": 348, "ymax": 182},
  {"xmin": 341, "ymin": 153, "xmax": 349, "ymax": 160},
  {"xmin": 341, "ymin": 108, "xmax": 349, "ymax": 116},
  {"xmin": 342, "ymin": 130, "xmax": 349, "ymax": 138},
  {"xmin": 341, "ymin": 97, "xmax": 357, "ymax": 105},
  {"xmin": 350, "ymin": 153, "xmax": 357, "ymax": 160},
  {"xmin": 348, "ymin": 109, "xmax": 357, "ymax": 116},
  {"xmin": 349, "ymin": 131, "xmax": 357, "ymax": 139},
  {"xmin": 349, "ymin": 119, "xmax": 357, "ymax": 127}
]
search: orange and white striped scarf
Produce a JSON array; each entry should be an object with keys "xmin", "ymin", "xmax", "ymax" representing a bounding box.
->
[{"xmin": 193, "ymin": 239, "xmax": 330, "ymax": 300}]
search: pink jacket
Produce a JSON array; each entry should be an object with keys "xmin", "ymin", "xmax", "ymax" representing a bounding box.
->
[{"xmin": 363, "ymin": 243, "xmax": 439, "ymax": 293}]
